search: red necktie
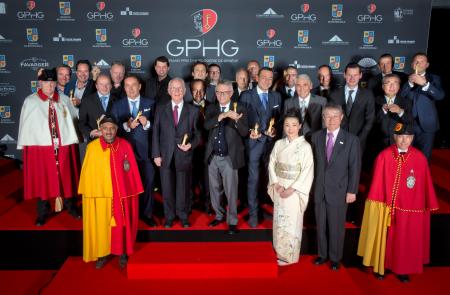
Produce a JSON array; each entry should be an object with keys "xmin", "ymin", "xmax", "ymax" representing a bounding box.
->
[{"xmin": 173, "ymin": 105, "xmax": 179, "ymax": 126}]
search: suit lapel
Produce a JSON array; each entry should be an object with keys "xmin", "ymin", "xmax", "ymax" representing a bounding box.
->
[
  {"xmin": 178, "ymin": 103, "xmax": 189, "ymax": 127},
  {"xmin": 253, "ymin": 90, "xmax": 265, "ymax": 119},
  {"xmin": 165, "ymin": 102, "xmax": 176, "ymax": 128}
]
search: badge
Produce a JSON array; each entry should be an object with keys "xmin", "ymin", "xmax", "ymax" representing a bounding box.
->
[
  {"xmin": 406, "ymin": 169, "xmax": 415, "ymax": 189},
  {"xmin": 123, "ymin": 154, "xmax": 130, "ymax": 172},
  {"xmin": 63, "ymin": 106, "xmax": 67, "ymax": 118}
]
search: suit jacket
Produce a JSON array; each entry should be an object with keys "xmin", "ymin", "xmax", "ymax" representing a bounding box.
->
[
  {"xmin": 283, "ymin": 94, "xmax": 327, "ymax": 140},
  {"xmin": 367, "ymin": 71, "xmax": 407, "ymax": 98},
  {"xmin": 110, "ymin": 84, "xmax": 125, "ymax": 99},
  {"xmin": 204, "ymin": 102, "xmax": 249, "ymax": 169},
  {"xmin": 184, "ymin": 82, "xmax": 216, "ymax": 103},
  {"xmin": 311, "ymin": 128, "xmax": 361, "ymax": 206},
  {"xmin": 329, "ymin": 86, "xmax": 375, "ymax": 149},
  {"xmin": 276, "ymin": 84, "xmax": 295, "ymax": 100},
  {"xmin": 110, "ymin": 96, "xmax": 155, "ymax": 162},
  {"xmin": 152, "ymin": 101, "xmax": 201, "ymax": 171},
  {"xmin": 400, "ymin": 73, "xmax": 445, "ymax": 132},
  {"xmin": 144, "ymin": 75, "xmax": 171, "ymax": 105},
  {"xmin": 240, "ymin": 88, "xmax": 282, "ymax": 143},
  {"xmin": 231, "ymin": 82, "xmax": 247, "ymax": 103},
  {"xmin": 64, "ymin": 79, "xmax": 96, "ymax": 99},
  {"xmin": 78, "ymin": 92, "xmax": 118, "ymax": 141},
  {"xmin": 375, "ymin": 95, "xmax": 412, "ymax": 142},
  {"xmin": 311, "ymin": 86, "xmax": 335, "ymax": 101}
]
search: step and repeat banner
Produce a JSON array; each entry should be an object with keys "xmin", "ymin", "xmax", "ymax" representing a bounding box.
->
[{"xmin": 0, "ymin": 0, "xmax": 432, "ymax": 159}]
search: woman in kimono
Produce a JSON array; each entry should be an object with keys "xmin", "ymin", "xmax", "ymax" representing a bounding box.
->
[{"xmin": 268, "ymin": 108, "xmax": 314, "ymax": 266}]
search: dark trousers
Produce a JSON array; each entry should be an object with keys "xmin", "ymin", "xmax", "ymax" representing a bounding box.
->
[
  {"xmin": 137, "ymin": 159, "xmax": 155, "ymax": 218},
  {"xmin": 413, "ymin": 130, "xmax": 435, "ymax": 161},
  {"xmin": 315, "ymin": 200, "xmax": 348, "ymax": 263},
  {"xmin": 159, "ymin": 160, "xmax": 191, "ymax": 221},
  {"xmin": 37, "ymin": 196, "xmax": 78, "ymax": 217}
]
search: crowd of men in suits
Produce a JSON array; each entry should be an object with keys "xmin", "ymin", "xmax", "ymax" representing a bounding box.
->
[{"xmin": 26, "ymin": 52, "xmax": 444, "ymax": 246}]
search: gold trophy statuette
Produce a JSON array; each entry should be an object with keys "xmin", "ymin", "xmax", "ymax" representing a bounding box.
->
[
  {"xmin": 233, "ymin": 102, "xmax": 238, "ymax": 112},
  {"xmin": 415, "ymin": 62, "xmax": 420, "ymax": 75},
  {"xmin": 182, "ymin": 133, "xmax": 189, "ymax": 145},
  {"xmin": 267, "ymin": 117, "xmax": 275, "ymax": 133},
  {"xmin": 96, "ymin": 114, "xmax": 105, "ymax": 130},
  {"xmin": 254, "ymin": 123, "xmax": 260, "ymax": 135},
  {"xmin": 133, "ymin": 111, "xmax": 142, "ymax": 123}
]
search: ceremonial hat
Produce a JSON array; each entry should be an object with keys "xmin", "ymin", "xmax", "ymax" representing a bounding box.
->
[
  {"xmin": 393, "ymin": 121, "xmax": 414, "ymax": 135},
  {"xmin": 38, "ymin": 68, "xmax": 57, "ymax": 81},
  {"xmin": 99, "ymin": 115, "xmax": 118, "ymax": 126}
]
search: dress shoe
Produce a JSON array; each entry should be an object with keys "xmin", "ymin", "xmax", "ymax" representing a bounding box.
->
[
  {"xmin": 227, "ymin": 225, "xmax": 239, "ymax": 235},
  {"xmin": 35, "ymin": 215, "xmax": 48, "ymax": 226},
  {"xmin": 119, "ymin": 254, "xmax": 128, "ymax": 269},
  {"xmin": 397, "ymin": 274, "xmax": 410, "ymax": 283},
  {"xmin": 209, "ymin": 219, "xmax": 225, "ymax": 227},
  {"xmin": 68, "ymin": 208, "xmax": 81, "ymax": 220},
  {"xmin": 142, "ymin": 216, "xmax": 157, "ymax": 227},
  {"xmin": 374, "ymin": 273, "xmax": 385, "ymax": 280},
  {"xmin": 330, "ymin": 261, "xmax": 340, "ymax": 271},
  {"xmin": 164, "ymin": 220, "xmax": 173, "ymax": 228},
  {"xmin": 181, "ymin": 220, "xmax": 190, "ymax": 228},
  {"xmin": 95, "ymin": 255, "xmax": 110, "ymax": 269},
  {"xmin": 313, "ymin": 257, "xmax": 327, "ymax": 265},
  {"xmin": 248, "ymin": 216, "xmax": 258, "ymax": 228}
]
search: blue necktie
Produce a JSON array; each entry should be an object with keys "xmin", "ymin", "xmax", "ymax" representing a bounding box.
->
[
  {"xmin": 131, "ymin": 100, "xmax": 138, "ymax": 118},
  {"xmin": 260, "ymin": 93, "xmax": 268, "ymax": 110},
  {"xmin": 101, "ymin": 96, "xmax": 108, "ymax": 111}
]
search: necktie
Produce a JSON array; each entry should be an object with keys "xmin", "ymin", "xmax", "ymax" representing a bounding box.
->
[
  {"xmin": 321, "ymin": 89, "xmax": 329, "ymax": 98},
  {"xmin": 387, "ymin": 97, "xmax": 393, "ymax": 105},
  {"xmin": 326, "ymin": 132, "xmax": 334, "ymax": 162},
  {"xmin": 101, "ymin": 96, "xmax": 108, "ymax": 111},
  {"xmin": 221, "ymin": 106, "xmax": 226, "ymax": 113},
  {"xmin": 173, "ymin": 105, "xmax": 179, "ymax": 126},
  {"xmin": 287, "ymin": 89, "xmax": 293, "ymax": 98},
  {"xmin": 300, "ymin": 99, "xmax": 306, "ymax": 120},
  {"xmin": 131, "ymin": 100, "xmax": 138, "ymax": 118},
  {"xmin": 260, "ymin": 92, "xmax": 268, "ymax": 110},
  {"xmin": 346, "ymin": 90, "xmax": 354, "ymax": 116}
]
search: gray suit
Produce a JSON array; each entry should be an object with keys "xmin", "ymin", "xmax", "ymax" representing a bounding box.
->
[
  {"xmin": 311, "ymin": 128, "xmax": 361, "ymax": 263},
  {"xmin": 283, "ymin": 94, "xmax": 327, "ymax": 141}
]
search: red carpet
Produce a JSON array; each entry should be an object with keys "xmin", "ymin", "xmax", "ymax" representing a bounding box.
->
[
  {"xmin": 0, "ymin": 270, "xmax": 56, "ymax": 295},
  {"xmin": 127, "ymin": 242, "xmax": 277, "ymax": 279}
]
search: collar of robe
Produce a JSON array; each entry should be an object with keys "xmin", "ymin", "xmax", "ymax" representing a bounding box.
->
[
  {"xmin": 38, "ymin": 89, "xmax": 59, "ymax": 102},
  {"xmin": 100, "ymin": 136, "xmax": 119, "ymax": 152}
]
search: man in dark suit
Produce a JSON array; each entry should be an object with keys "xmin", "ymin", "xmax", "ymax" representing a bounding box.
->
[
  {"xmin": 276, "ymin": 66, "xmax": 297, "ymax": 100},
  {"xmin": 205, "ymin": 81, "xmax": 248, "ymax": 234},
  {"xmin": 311, "ymin": 103, "xmax": 361, "ymax": 271},
  {"xmin": 64, "ymin": 59, "xmax": 96, "ymax": 115},
  {"xmin": 109, "ymin": 61, "xmax": 126, "ymax": 98},
  {"xmin": 367, "ymin": 53, "xmax": 407, "ymax": 98},
  {"xmin": 240, "ymin": 67, "xmax": 282, "ymax": 227},
  {"xmin": 110, "ymin": 75, "xmax": 156, "ymax": 227},
  {"xmin": 400, "ymin": 52, "xmax": 445, "ymax": 161},
  {"xmin": 284, "ymin": 74, "xmax": 327, "ymax": 141},
  {"xmin": 312, "ymin": 65, "xmax": 338, "ymax": 100},
  {"xmin": 152, "ymin": 78, "xmax": 201, "ymax": 228},
  {"xmin": 78, "ymin": 74, "xmax": 118, "ymax": 142},
  {"xmin": 329, "ymin": 63, "xmax": 375, "ymax": 153},
  {"xmin": 375, "ymin": 74, "xmax": 412, "ymax": 148},
  {"xmin": 231, "ymin": 68, "xmax": 249, "ymax": 103},
  {"xmin": 145, "ymin": 56, "xmax": 171, "ymax": 105},
  {"xmin": 183, "ymin": 61, "xmax": 216, "ymax": 103}
]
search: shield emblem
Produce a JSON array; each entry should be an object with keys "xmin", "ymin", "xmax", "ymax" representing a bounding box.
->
[
  {"xmin": 332, "ymin": 4, "xmax": 343, "ymax": 18},
  {"xmin": 394, "ymin": 56, "xmax": 406, "ymax": 70},
  {"xmin": 96, "ymin": 29, "xmax": 107, "ymax": 42},
  {"xmin": 132, "ymin": 28, "xmax": 141, "ymax": 38},
  {"xmin": 63, "ymin": 55, "xmax": 74, "ymax": 68},
  {"xmin": 0, "ymin": 106, "xmax": 11, "ymax": 119},
  {"xmin": 59, "ymin": 2, "xmax": 71, "ymax": 16},
  {"xmin": 301, "ymin": 3, "xmax": 310, "ymax": 13},
  {"xmin": 26, "ymin": 28, "xmax": 38, "ymax": 42},
  {"xmin": 329, "ymin": 56, "xmax": 340, "ymax": 70},
  {"xmin": 192, "ymin": 9, "xmax": 218, "ymax": 36},
  {"xmin": 96, "ymin": 1, "xmax": 106, "ymax": 11},
  {"xmin": 130, "ymin": 55, "xmax": 142, "ymax": 69},
  {"xmin": 0, "ymin": 55, "xmax": 5, "ymax": 68},
  {"xmin": 363, "ymin": 31, "xmax": 374, "ymax": 45},
  {"xmin": 298, "ymin": 30, "xmax": 309, "ymax": 44},
  {"xmin": 26, "ymin": 1, "xmax": 36, "ymax": 11},
  {"xmin": 263, "ymin": 55, "xmax": 275, "ymax": 68},
  {"xmin": 367, "ymin": 3, "xmax": 376, "ymax": 14},
  {"xmin": 30, "ymin": 81, "xmax": 38, "ymax": 93},
  {"xmin": 266, "ymin": 29, "xmax": 276, "ymax": 39}
]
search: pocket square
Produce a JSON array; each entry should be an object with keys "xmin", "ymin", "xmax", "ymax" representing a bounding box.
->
[
  {"xmin": 143, "ymin": 108, "xmax": 151, "ymax": 112},
  {"xmin": 273, "ymin": 105, "xmax": 279, "ymax": 108},
  {"xmin": 339, "ymin": 141, "xmax": 344, "ymax": 144}
]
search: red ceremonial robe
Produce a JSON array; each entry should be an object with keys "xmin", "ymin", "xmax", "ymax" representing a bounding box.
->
[
  {"xmin": 366, "ymin": 146, "xmax": 438, "ymax": 274},
  {"xmin": 100, "ymin": 137, "xmax": 143, "ymax": 256}
]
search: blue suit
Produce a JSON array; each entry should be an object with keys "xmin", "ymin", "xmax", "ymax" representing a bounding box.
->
[
  {"xmin": 240, "ymin": 88, "xmax": 282, "ymax": 224},
  {"xmin": 111, "ymin": 96, "xmax": 156, "ymax": 218},
  {"xmin": 63, "ymin": 79, "xmax": 95, "ymax": 98},
  {"xmin": 400, "ymin": 73, "xmax": 445, "ymax": 160}
]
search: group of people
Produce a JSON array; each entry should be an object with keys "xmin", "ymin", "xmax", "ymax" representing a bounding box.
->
[{"xmin": 17, "ymin": 53, "xmax": 442, "ymax": 280}]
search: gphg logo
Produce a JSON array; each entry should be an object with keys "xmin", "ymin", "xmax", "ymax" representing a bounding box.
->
[{"xmin": 166, "ymin": 39, "xmax": 239, "ymax": 57}]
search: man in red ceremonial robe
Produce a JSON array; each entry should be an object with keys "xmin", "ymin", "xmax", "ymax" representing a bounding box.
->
[
  {"xmin": 358, "ymin": 121, "xmax": 439, "ymax": 283},
  {"xmin": 17, "ymin": 69, "xmax": 81, "ymax": 226},
  {"xmin": 79, "ymin": 116, "xmax": 143, "ymax": 269}
]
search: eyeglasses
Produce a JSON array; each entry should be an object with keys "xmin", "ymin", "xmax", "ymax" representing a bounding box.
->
[{"xmin": 215, "ymin": 91, "xmax": 231, "ymax": 97}]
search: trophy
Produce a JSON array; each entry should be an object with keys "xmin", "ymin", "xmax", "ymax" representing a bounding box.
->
[
  {"xmin": 133, "ymin": 111, "xmax": 142, "ymax": 123},
  {"xmin": 182, "ymin": 133, "xmax": 189, "ymax": 145},
  {"xmin": 267, "ymin": 117, "xmax": 275, "ymax": 133},
  {"xmin": 233, "ymin": 102, "xmax": 238, "ymax": 112},
  {"xmin": 253, "ymin": 122, "xmax": 260, "ymax": 135},
  {"xmin": 414, "ymin": 62, "xmax": 420, "ymax": 75}
]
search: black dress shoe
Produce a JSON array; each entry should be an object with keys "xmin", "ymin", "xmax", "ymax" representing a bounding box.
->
[
  {"xmin": 68, "ymin": 208, "xmax": 81, "ymax": 220},
  {"xmin": 330, "ymin": 261, "xmax": 340, "ymax": 271},
  {"xmin": 164, "ymin": 220, "xmax": 173, "ymax": 228},
  {"xmin": 248, "ymin": 216, "xmax": 258, "ymax": 228},
  {"xmin": 35, "ymin": 215, "xmax": 48, "ymax": 226},
  {"xmin": 313, "ymin": 257, "xmax": 327, "ymax": 265},
  {"xmin": 95, "ymin": 255, "xmax": 110, "ymax": 269},
  {"xmin": 374, "ymin": 273, "xmax": 385, "ymax": 280},
  {"xmin": 142, "ymin": 216, "xmax": 157, "ymax": 227},
  {"xmin": 209, "ymin": 219, "xmax": 225, "ymax": 227},
  {"xmin": 227, "ymin": 225, "xmax": 239, "ymax": 234},
  {"xmin": 397, "ymin": 274, "xmax": 410, "ymax": 283},
  {"xmin": 181, "ymin": 220, "xmax": 190, "ymax": 228},
  {"xmin": 119, "ymin": 254, "xmax": 128, "ymax": 269}
]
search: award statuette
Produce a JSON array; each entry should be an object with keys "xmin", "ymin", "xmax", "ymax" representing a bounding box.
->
[
  {"xmin": 96, "ymin": 114, "xmax": 105, "ymax": 130},
  {"xmin": 133, "ymin": 111, "xmax": 142, "ymax": 123},
  {"xmin": 233, "ymin": 102, "xmax": 238, "ymax": 112},
  {"xmin": 182, "ymin": 133, "xmax": 189, "ymax": 145},
  {"xmin": 414, "ymin": 62, "xmax": 420, "ymax": 75},
  {"xmin": 267, "ymin": 117, "xmax": 275, "ymax": 133},
  {"xmin": 253, "ymin": 123, "xmax": 260, "ymax": 135}
]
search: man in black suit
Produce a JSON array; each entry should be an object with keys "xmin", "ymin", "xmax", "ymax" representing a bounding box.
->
[
  {"xmin": 284, "ymin": 74, "xmax": 327, "ymax": 141},
  {"xmin": 311, "ymin": 104, "xmax": 361, "ymax": 271},
  {"xmin": 400, "ymin": 52, "xmax": 445, "ymax": 160},
  {"xmin": 184, "ymin": 61, "xmax": 216, "ymax": 103},
  {"xmin": 375, "ymin": 74, "xmax": 412, "ymax": 148},
  {"xmin": 152, "ymin": 78, "xmax": 201, "ymax": 228},
  {"xmin": 367, "ymin": 53, "xmax": 407, "ymax": 98},
  {"xmin": 109, "ymin": 61, "xmax": 126, "ymax": 98},
  {"xmin": 312, "ymin": 65, "xmax": 337, "ymax": 100},
  {"xmin": 240, "ymin": 67, "xmax": 282, "ymax": 227},
  {"xmin": 329, "ymin": 63, "xmax": 375, "ymax": 153},
  {"xmin": 145, "ymin": 56, "xmax": 171, "ymax": 105},
  {"xmin": 110, "ymin": 75, "xmax": 156, "ymax": 227},
  {"xmin": 78, "ymin": 74, "xmax": 118, "ymax": 142},
  {"xmin": 205, "ymin": 81, "xmax": 248, "ymax": 234},
  {"xmin": 231, "ymin": 68, "xmax": 249, "ymax": 102},
  {"xmin": 64, "ymin": 59, "xmax": 96, "ymax": 115},
  {"xmin": 276, "ymin": 66, "xmax": 297, "ymax": 100}
]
